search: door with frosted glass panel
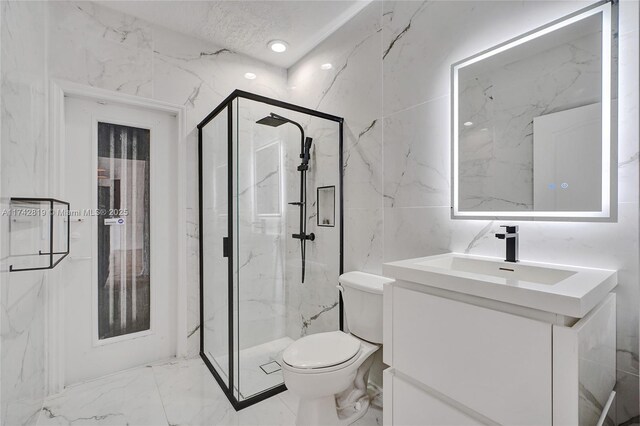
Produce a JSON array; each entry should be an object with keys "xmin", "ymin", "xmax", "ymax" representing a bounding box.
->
[{"xmin": 64, "ymin": 96, "xmax": 177, "ymax": 385}]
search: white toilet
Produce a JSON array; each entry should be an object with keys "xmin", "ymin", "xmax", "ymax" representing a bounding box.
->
[{"xmin": 282, "ymin": 271, "xmax": 394, "ymax": 425}]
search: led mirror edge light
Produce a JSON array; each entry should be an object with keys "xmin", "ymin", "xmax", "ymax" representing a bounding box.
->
[
  {"xmin": 601, "ymin": 3, "xmax": 612, "ymax": 219},
  {"xmin": 451, "ymin": 2, "xmax": 614, "ymax": 220}
]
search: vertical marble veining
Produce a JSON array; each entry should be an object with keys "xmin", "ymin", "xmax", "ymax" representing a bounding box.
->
[
  {"xmin": 48, "ymin": 1, "xmax": 154, "ymax": 97},
  {"xmin": 289, "ymin": 1, "xmax": 384, "ymax": 277},
  {"xmin": 1, "ymin": 1, "xmax": 49, "ymax": 425},
  {"xmin": 282, "ymin": 115, "xmax": 342, "ymax": 339},
  {"xmin": 286, "ymin": 2, "xmax": 385, "ymax": 389}
]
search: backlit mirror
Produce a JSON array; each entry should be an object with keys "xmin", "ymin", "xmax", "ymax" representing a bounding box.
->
[{"xmin": 452, "ymin": 1, "xmax": 617, "ymax": 221}]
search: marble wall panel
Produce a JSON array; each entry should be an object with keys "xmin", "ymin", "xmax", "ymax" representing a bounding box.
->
[{"xmin": 1, "ymin": 1, "xmax": 49, "ymax": 425}]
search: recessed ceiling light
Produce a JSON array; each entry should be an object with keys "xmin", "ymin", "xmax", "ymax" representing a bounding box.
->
[
  {"xmin": 268, "ymin": 40, "xmax": 288, "ymax": 53},
  {"xmin": 320, "ymin": 63, "xmax": 333, "ymax": 70},
  {"xmin": 463, "ymin": 121, "xmax": 473, "ymax": 127},
  {"xmin": 244, "ymin": 72, "xmax": 257, "ymax": 80}
]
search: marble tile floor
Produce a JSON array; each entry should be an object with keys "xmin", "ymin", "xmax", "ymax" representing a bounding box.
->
[{"xmin": 36, "ymin": 356, "xmax": 382, "ymax": 426}]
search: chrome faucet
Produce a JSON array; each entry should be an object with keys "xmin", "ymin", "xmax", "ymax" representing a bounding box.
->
[{"xmin": 495, "ymin": 225, "xmax": 519, "ymax": 263}]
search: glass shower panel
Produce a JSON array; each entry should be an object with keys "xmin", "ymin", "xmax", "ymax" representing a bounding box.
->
[
  {"xmin": 201, "ymin": 107, "xmax": 230, "ymax": 385},
  {"xmin": 199, "ymin": 91, "xmax": 343, "ymax": 409},
  {"xmin": 235, "ymin": 100, "xmax": 290, "ymax": 400},
  {"xmin": 234, "ymin": 99, "xmax": 341, "ymax": 401}
]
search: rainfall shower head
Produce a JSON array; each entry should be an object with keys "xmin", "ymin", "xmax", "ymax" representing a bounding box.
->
[{"xmin": 256, "ymin": 113, "xmax": 288, "ymax": 127}]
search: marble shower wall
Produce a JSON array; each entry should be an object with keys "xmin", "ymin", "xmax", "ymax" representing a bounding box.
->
[
  {"xmin": 288, "ymin": 0, "xmax": 384, "ymax": 278},
  {"xmin": 286, "ymin": 0, "xmax": 384, "ymax": 338},
  {"xmin": 46, "ymin": 0, "xmax": 289, "ymax": 357},
  {"xmin": 281, "ymin": 115, "xmax": 342, "ymax": 339},
  {"xmin": 286, "ymin": 0, "xmax": 384, "ymax": 384},
  {"xmin": 1, "ymin": 2, "xmax": 49, "ymax": 425},
  {"xmin": 381, "ymin": 0, "xmax": 639, "ymax": 424}
]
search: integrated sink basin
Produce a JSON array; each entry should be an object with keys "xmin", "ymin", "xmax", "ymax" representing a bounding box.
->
[
  {"xmin": 416, "ymin": 255, "xmax": 576, "ymax": 285},
  {"xmin": 383, "ymin": 253, "xmax": 617, "ymax": 318}
]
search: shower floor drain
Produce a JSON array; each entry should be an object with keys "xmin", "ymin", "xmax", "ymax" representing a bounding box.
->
[{"xmin": 259, "ymin": 361, "xmax": 281, "ymax": 375}]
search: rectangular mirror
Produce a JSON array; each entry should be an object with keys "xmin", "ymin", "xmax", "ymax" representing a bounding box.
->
[{"xmin": 452, "ymin": 1, "xmax": 617, "ymax": 221}]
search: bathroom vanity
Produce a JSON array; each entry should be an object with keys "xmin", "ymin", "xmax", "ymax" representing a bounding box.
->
[{"xmin": 382, "ymin": 253, "xmax": 617, "ymax": 425}]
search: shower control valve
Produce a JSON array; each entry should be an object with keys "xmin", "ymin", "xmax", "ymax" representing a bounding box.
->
[{"xmin": 292, "ymin": 232, "xmax": 315, "ymax": 241}]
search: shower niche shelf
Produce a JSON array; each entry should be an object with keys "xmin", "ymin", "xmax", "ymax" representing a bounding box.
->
[
  {"xmin": 317, "ymin": 186, "xmax": 335, "ymax": 227},
  {"xmin": 7, "ymin": 197, "xmax": 70, "ymax": 272}
]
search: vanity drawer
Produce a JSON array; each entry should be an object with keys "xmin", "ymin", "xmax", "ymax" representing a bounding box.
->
[
  {"xmin": 390, "ymin": 286, "xmax": 552, "ymax": 425},
  {"xmin": 383, "ymin": 368, "xmax": 485, "ymax": 426}
]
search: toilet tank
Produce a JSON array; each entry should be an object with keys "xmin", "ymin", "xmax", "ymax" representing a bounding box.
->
[{"xmin": 338, "ymin": 272, "xmax": 395, "ymax": 344}]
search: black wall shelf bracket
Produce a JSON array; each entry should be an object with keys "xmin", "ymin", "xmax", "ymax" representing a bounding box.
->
[{"xmin": 8, "ymin": 197, "xmax": 70, "ymax": 272}]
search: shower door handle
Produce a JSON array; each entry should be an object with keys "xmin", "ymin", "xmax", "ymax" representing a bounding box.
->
[{"xmin": 223, "ymin": 237, "xmax": 229, "ymax": 258}]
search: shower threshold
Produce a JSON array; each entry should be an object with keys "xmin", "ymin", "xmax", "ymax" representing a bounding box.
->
[{"xmin": 207, "ymin": 337, "xmax": 293, "ymax": 401}]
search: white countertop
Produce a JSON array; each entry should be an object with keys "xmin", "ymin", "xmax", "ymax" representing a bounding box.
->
[{"xmin": 382, "ymin": 253, "xmax": 617, "ymax": 318}]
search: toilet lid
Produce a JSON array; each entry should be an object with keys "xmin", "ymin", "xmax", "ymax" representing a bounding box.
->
[{"xmin": 282, "ymin": 331, "xmax": 361, "ymax": 369}]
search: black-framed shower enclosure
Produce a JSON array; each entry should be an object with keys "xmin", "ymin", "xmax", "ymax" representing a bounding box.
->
[{"xmin": 197, "ymin": 90, "xmax": 344, "ymax": 410}]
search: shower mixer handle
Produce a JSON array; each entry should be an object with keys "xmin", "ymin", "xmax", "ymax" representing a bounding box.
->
[{"xmin": 292, "ymin": 232, "xmax": 315, "ymax": 241}]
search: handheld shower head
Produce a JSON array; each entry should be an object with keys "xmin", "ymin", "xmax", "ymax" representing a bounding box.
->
[{"xmin": 302, "ymin": 137, "xmax": 313, "ymax": 165}]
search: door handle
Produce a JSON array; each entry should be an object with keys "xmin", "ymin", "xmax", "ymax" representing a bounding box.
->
[{"xmin": 223, "ymin": 237, "xmax": 229, "ymax": 258}]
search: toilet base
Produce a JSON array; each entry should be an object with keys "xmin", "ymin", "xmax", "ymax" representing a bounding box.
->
[
  {"xmin": 338, "ymin": 395, "xmax": 371, "ymax": 425},
  {"xmin": 336, "ymin": 351, "xmax": 375, "ymax": 423},
  {"xmin": 296, "ymin": 395, "xmax": 340, "ymax": 426},
  {"xmin": 295, "ymin": 395, "xmax": 371, "ymax": 426},
  {"xmin": 295, "ymin": 347, "xmax": 378, "ymax": 426}
]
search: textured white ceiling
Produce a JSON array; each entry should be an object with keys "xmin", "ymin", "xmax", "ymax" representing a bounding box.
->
[{"xmin": 99, "ymin": 0, "xmax": 370, "ymax": 68}]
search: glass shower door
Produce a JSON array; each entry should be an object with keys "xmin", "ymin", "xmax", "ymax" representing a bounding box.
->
[
  {"xmin": 201, "ymin": 104, "xmax": 231, "ymax": 386},
  {"xmin": 199, "ymin": 91, "xmax": 343, "ymax": 409},
  {"xmin": 234, "ymin": 99, "xmax": 291, "ymax": 401}
]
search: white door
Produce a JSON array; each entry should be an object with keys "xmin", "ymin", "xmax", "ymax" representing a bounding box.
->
[
  {"xmin": 533, "ymin": 103, "xmax": 602, "ymax": 211},
  {"xmin": 63, "ymin": 96, "xmax": 178, "ymax": 385}
]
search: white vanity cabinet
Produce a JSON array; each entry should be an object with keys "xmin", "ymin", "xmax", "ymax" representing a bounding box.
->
[{"xmin": 383, "ymin": 281, "xmax": 616, "ymax": 426}]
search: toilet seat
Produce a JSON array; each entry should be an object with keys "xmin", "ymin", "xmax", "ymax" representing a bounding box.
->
[{"xmin": 282, "ymin": 331, "xmax": 361, "ymax": 372}]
